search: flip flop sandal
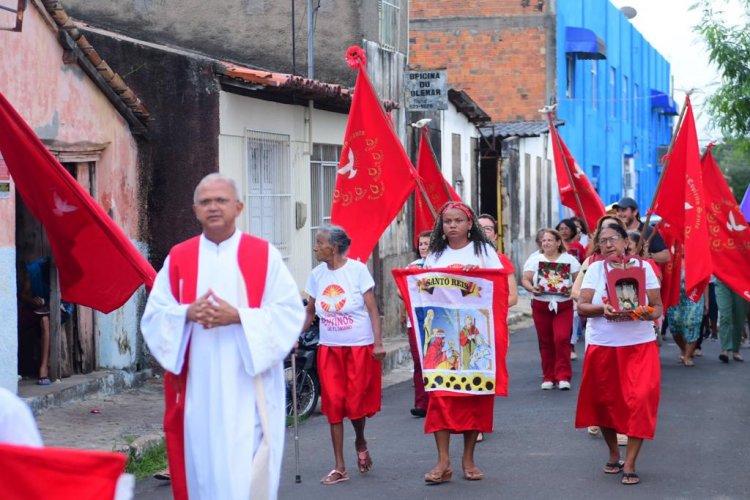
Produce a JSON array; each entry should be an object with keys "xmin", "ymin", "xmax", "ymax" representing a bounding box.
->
[
  {"xmin": 621, "ymin": 472, "xmax": 640, "ymax": 485},
  {"xmin": 320, "ymin": 469, "xmax": 349, "ymax": 485},
  {"xmin": 37, "ymin": 376, "xmax": 51, "ymax": 386},
  {"xmin": 424, "ymin": 467, "xmax": 452, "ymax": 484},
  {"xmin": 603, "ymin": 461, "xmax": 624, "ymax": 474},
  {"xmin": 463, "ymin": 467, "xmax": 484, "ymax": 480},
  {"xmin": 357, "ymin": 449, "xmax": 373, "ymax": 473}
]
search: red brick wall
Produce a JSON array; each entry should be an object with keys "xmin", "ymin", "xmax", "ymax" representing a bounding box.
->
[{"xmin": 410, "ymin": 1, "xmax": 550, "ymax": 122}]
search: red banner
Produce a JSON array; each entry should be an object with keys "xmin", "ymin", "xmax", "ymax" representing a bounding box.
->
[
  {"xmin": 330, "ymin": 47, "xmax": 418, "ymax": 261},
  {"xmin": 547, "ymin": 115, "xmax": 605, "ymax": 232},
  {"xmin": 413, "ymin": 128, "xmax": 461, "ymax": 246},
  {"xmin": 0, "ymin": 91, "xmax": 156, "ymax": 313},
  {"xmin": 702, "ymin": 146, "xmax": 750, "ymax": 300},
  {"xmin": 0, "ymin": 443, "xmax": 128, "ymax": 500},
  {"xmin": 392, "ymin": 267, "xmax": 511, "ymax": 396}
]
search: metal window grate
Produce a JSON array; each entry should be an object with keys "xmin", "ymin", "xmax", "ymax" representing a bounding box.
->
[
  {"xmin": 379, "ymin": 0, "xmax": 400, "ymax": 52},
  {"xmin": 246, "ymin": 130, "xmax": 292, "ymax": 259},
  {"xmin": 310, "ymin": 144, "xmax": 341, "ymax": 265}
]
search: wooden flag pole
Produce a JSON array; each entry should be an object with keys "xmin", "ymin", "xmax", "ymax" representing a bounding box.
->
[
  {"xmin": 638, "ymin": 94, "xmax": 690, "ymax": 254},
  {"xmin": 414, "ymin": 171, "xmax": 438, "ymax": 219},
  {"xmin": 546, "ymin": 111, "xmax": 586, "ymax": 221},
  {"xmin": 423, "ymin": 127, "xmax": 458, "ymax": 202}
]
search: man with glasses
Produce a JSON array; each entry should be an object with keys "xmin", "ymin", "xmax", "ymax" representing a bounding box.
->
[
  {"xmin": 613, "ymin": 197, "xmax": 669, "ymax": 263},
  {"xmin": 141, "ymin": 173, "xmax": 305, "ymax": 500}
]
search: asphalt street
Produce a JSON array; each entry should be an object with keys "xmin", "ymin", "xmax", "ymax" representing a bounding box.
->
[{"xmin": 136, "ymin": 323, "xmax": 750, "ymax": 499}]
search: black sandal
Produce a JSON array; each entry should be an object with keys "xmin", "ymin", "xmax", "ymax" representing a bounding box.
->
[
  {"xmin": 603, "ymin": 461, "xmax": 624, "ymax": 474},
  {"xmin": 621, "ymin": 472, "xmax": 640, "ymax": 485}
]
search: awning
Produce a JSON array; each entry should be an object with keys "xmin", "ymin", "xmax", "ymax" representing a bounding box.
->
[
  {"xmin": 650, "ymin": 90, "xmax": 679, "ymax": 115},
  {"xmin": 565, "ymin": 27, "xmax": 607, "ymax": 60}
]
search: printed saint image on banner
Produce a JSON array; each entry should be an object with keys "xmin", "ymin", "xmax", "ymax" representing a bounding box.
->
[
  {"xmin": 392, "ymin": 268, "xmax": 511, "ymax": 396},
  {"xmin": 535, "ymin": 261, "xmax": 572, "ymax": 295}
]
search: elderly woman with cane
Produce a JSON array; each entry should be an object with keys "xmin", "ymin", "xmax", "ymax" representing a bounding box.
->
[
  {"xmin": 420, "ymin": 202, "xmax": 517, "ymax": 484},
  {"xmin": 576, "ymin": 223, "xmax": 663, "ymax": 486},
  {"xmin": 303, "ymin": 225, "xmax": 385, "ymax": 485}
]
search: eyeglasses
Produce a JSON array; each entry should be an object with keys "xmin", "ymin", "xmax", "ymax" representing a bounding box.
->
[
  {"xmin": 479, "ymin": 225, "xmax": 495, "ymax": 233},
  {"xmin": 598, "ymin": 235, "xmax": 622, "ymax": 246},
  {"xmin": 196, "ymin": 197, "xmax": 233, "ymax": 208}
]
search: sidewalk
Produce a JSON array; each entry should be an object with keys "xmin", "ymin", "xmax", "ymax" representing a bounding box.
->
[{"xmin": 31, "ymin": 296, "xmax": 532, "ymax": 457}]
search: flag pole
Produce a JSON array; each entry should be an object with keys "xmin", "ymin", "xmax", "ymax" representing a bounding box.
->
[
  {"xmin": 638, "ymin": 94, "xmax": 691, "ymax": 253},
  {"xmin": 422, "ymin": 127, "xmax": 458, "ymax": 202},
  {"xmin": 414, "ymin": 172, "xmax": 438, "ymax": 219},
  {"xmin": 545, "ymin": 109, "xmax": 586, "ymax": 221}
]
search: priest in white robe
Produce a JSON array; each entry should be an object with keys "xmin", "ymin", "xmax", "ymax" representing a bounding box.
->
[{"xmin": 141, "ymin": 173, "xmax": 304, "ymax": 500}]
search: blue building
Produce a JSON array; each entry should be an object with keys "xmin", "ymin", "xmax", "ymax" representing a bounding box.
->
[{"xmin": 556, "ymin": 0, "xmax": 676, "ymax": 209}]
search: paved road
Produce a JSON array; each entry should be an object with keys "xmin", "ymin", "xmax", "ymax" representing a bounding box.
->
[{"xmin": 136, "ymin": 323, "xmax": 750, "ymax": 499}]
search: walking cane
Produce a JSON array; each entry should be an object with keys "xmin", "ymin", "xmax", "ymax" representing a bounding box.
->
[{"xmin": 291, "ymin": 352, "xmax": 302, "ymax": 483}]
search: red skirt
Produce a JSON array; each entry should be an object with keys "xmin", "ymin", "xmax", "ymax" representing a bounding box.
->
[
  {"xmin": 575, "ymin": 342, "xmax": 660, "ymax": 439},
  {"xmin": 318, "ymin": 345, "xmax": 382, "ymax": 424},
  {"xmin": 425, "ymin": 393, "xmax": 494, "ymax": 434}
]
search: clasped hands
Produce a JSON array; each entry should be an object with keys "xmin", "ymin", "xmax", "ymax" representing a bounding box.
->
[{"xmin": 187, "ymin": 290, "xmax": 240, "ymax": 329}]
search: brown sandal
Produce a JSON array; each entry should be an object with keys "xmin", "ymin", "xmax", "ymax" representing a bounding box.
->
[
  {"xmin": 320, "ymin": 469, "xmax": 349, "ymax": 485},
  {"xmin": 424, "ymin": 466, "xmax": 452, "ymax": 484},
  {"xmin": 463, "ymin": 467, "xmax": 484, "ymax": 481},
  {"xmin": 357, "ymin": 449, "xmax": 373, "ymax": 473}
]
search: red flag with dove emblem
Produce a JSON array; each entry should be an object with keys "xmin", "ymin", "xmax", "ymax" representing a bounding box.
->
[
  {"xmin": 0, "ymin": 91, "xmax": 155, "ymax": 313},
  {"xmin": 330, "ymin": 46, "xmax": 418, "ymax": 261}
]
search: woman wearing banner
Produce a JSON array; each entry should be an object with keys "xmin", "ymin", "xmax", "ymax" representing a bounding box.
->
[
  {"xmin": 522, "ymin": 229, "xmax": 580, "ymax": 390},
  {"xmin": 576, "ymin": 223, "xmax": 663, "ymax": 486},
  {"xmin": 303, "ymin": 225, "xmax": 385, "ymax": 485},
  {"xmin": 420, "ymin": 201, "xmax": 517, "ymax": 484}
]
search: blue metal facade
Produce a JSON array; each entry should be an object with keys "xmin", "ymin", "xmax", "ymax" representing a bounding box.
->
[{"xmin": 556, "ymin": 0, "xmax": 674, "ymax": 209}]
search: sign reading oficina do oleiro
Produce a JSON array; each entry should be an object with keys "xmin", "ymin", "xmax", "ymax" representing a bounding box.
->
[{"xmin": 406, "ymin": 70, "xmax": 448, "ymax": 111}]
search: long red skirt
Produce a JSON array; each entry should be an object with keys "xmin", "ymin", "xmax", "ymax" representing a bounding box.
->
[
  {"xmin": 318, "ymin": 345, "xmax": 382, "ymax": 424},
  {"xmin": 425, "ymin": 393, "xmax": 494, "ymax": 434},
  {"xmin": 575, "ymin": 341, "xmax": 660, "ymax": 439}
]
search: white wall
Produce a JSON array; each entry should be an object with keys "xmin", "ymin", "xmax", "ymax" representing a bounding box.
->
[
  {"xmin": 218, "ymin": 91, "xmax": 348, "ymax": 288},
  {"xmin": 440, "ymin": 105, "xmax": 480, "ymax": 208}
]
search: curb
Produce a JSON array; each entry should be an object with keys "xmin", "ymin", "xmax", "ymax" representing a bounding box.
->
[{"xmin": 116, "ymin": 432, "xmax": 165, "ymax": 459}]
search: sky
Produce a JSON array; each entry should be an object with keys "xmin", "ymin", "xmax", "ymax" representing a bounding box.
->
[{"xmin": 609, "ymin": 0, "xmax": 746, "ymax": 144}]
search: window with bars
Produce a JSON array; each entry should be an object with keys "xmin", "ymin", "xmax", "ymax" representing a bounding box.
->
[
  {"xmin": 246, "ymin": 130, "xmax": 292, "ymax": 259},
  {"xmin": 379, "ymin": 0, "xmax": 400, "ymax": 52},
  {"xmin": 310, "ymin": 143, "xmax": 341, "ymax": 265}
]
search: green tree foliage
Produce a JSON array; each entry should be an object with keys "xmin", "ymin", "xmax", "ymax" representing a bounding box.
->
[
  {"xmin": 693, "ymin": 1, "xmax": 750, "ymax": 138},
  {"xmin": 711, "ymin": 139, "xmax": 750, "ymax": 202}
]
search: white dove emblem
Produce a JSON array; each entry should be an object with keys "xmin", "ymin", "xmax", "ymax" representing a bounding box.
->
[
  {"xmin": 726, "ymin": 211, "xmax": 747, "ymax": 232},
  {"xmin": 53, "ymin": 192, "xmax": 78, "ymax": 217},
  {"xmin": 337, "ymin": 148, "xmax": 357, "ymax": 179},
  {"xmin": 572, "ymin": 163, "xmax": 584, "ymax": 179},
  {"xmin": 684, "ymin": 201, "xmax": 694, "ymax": 210}
]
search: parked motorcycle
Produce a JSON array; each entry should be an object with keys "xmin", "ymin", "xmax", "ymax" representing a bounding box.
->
[{"xmin": 284, "ymin": 314, "xmax": 320, "ymax": 420}]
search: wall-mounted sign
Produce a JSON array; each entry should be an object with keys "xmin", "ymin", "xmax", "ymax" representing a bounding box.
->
[
  {"xmin": 406, "ymin": 70, "xmax": 448, "ymax": 111},
  {"xmin": 0, "ymin": 153, "xmax": 10, "ymax": 199}
]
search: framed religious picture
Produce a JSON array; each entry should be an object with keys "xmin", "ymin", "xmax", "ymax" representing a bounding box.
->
[
  {"xmin": 603, "ymin": 256, "xmax": 647, "ymax": 320},
  {"xmin": 535, "ymin": 261, "xmax": 572, "ymax": 295}
]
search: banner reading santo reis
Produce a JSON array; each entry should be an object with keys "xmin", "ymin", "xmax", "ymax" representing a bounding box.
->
[{"xmin": 392, "ymin": 268, "xmax": 511, "ymax": 396}]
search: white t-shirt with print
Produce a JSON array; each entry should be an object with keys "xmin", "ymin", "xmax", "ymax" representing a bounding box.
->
[
  {"xmin": 423, "ymin": 242, "xmax": 502, "ymax": 269},
  {"xmin": 305, "ymin": 259, "xmax": 375, "ymax": 346},
  {"xmin": 522, "ymin": 252, "xmax": 581, "ymax": 302},
  {"xmin": 581, "ymin": 259, "xmax": 660, "ymax": 347}
]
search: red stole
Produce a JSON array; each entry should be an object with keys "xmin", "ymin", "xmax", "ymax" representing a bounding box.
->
[{"xmin": 164, "ymin": 233, "xmax": 269, "ymax": 500}]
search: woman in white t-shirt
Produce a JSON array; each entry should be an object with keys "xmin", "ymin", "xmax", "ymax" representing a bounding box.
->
[
  {"xmin": 421, "ymin": 202, "xmax": 517, "ymax": 485},
  {"xmin": 521, "ymin": 229, "xmax": 580, "ymax": 391},
  {"xmin": 575, "ymin": 223, "xmax": 663, "ymax": 486},
  {"xmin": 303, "ymin": 226, "xmax": 385, "ymax": 486}
]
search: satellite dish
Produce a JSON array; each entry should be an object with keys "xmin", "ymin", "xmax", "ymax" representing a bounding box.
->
[{"xmin": 620, "ymin": 6, "xmax": 637, "ymax": 19}]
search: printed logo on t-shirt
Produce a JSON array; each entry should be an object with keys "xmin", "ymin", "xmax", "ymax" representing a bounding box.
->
[{"xmin": 320, "ymin": 284, "xmax": 347, "ymax": 312}]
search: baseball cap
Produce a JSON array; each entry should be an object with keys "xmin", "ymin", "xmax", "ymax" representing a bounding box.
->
[{"xmin": 613, "ymin": 197, "xmax": 638, "ymax": 210}]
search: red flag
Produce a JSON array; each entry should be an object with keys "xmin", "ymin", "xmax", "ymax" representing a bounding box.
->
[
  {"xmin": 651, "ymin": 97, "xmax": 710, "ymax": 301},
  {"xmin": 547, "ymin": 115, "xmax": 606, "ymax": 232},
  {"xmin": 0, "ymin": 443, "xmax": 128, "ymax": 500},
  {"xmin": 0, "ymin": 91, "xmax": 156, "ymax": 313},
  {"xmin": 413, "ymin": 127, "xmax": 461, "ymax": 246},
  {"xmin": 702, "ymin": 146, "xmax": 750, "ymax": 300},
  {"xmin": 330, "ymin": 46, "xmax": 418, "ymax": 261},
  {"xmin": 659, "ymin": 227, "xmax": 683, "ymax": 309}
]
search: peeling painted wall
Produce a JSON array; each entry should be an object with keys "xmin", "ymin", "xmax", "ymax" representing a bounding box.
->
[{"xmin": 0, "ymin": 5, "xmax": 146, "ymax": 388}]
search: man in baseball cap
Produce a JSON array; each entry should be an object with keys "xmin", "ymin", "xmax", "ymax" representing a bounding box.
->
[{"xmin": 613, "ymin": 196, "xmax": 669, "ymax": 263}]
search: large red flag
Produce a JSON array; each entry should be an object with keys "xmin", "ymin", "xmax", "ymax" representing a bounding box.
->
[
  {"xmin": 0, "ymin": 443, "xmax": 128, "ymax": 500},
  {"xmin": 330, "ymin": 47, "xmax": 418, "ymax": 261},
  {"xmin": 0, "ymin": 91, "xmax": 156, "ymax": 313},
  {"xmin": 702, "ymin": 146, "xmax": 750, "ymax": 300},
  {"xmin": 413, "ymin": 127, "xmax": 461, "ymax": 246},
  {"xmin": 547, "ymin": 115, "xmax": 605, "ymax": 232},
  {"xmin": 659, "ymin": 228, "xmax": 683, "ymax": 309},
  {"xmin": 651, "ymin": 97, "xmax": 710, "ymax": 301}
]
